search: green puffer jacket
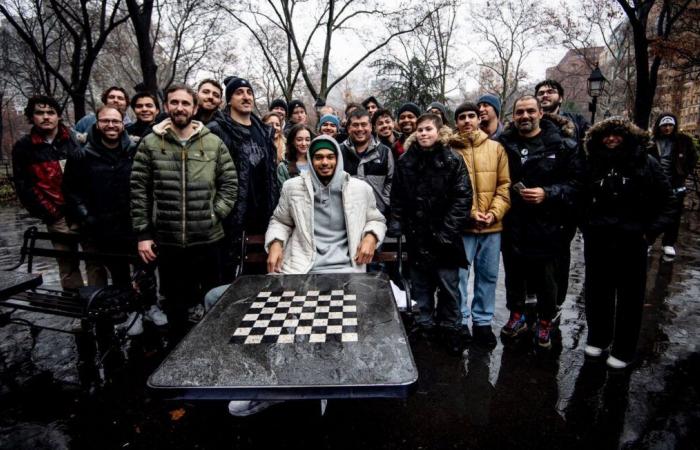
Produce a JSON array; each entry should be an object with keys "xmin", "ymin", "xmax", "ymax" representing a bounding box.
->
[{"xmin": 130, "ymin": 118, "xmax": 238, "ymax": 247}]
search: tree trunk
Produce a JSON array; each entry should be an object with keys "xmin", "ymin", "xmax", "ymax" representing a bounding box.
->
[
  {"xmin": 72, "ymin": 92, "xmax": 86, "ymax": 121},
  {"xmin": 126, "ymin": 0, "xmax": 159, "ymax": 94},
  {"xmin": 630, "ymin": 23, "xmax": 653, "ymax": 130}
]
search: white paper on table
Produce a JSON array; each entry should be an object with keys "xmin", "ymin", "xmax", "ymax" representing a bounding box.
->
[{"xmin": 390, "ymin": 280, "xmax": 407, "ymax": 309}]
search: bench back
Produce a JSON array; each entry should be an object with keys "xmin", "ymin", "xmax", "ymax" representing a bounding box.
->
[{"xmin": 7, "ymin": 226, "xmax": 138, "ymax": 273}]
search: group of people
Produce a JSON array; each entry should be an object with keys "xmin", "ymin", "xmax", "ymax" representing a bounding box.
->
[{"xmin": 11, "ymin": 76, "xmax": 696, "ymax": 382}]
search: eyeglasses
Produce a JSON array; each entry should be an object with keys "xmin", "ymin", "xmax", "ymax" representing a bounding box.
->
[{"xmin": 98, "ymin": 119, "xmax": 122, "ymax": 126}]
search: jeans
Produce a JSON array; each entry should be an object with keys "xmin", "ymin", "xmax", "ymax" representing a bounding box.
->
[
  {"xmin": 459, "ymin": 233, "xmax": 501, "ymax": 326},
  {"xmin": 204, "ymin": 284, "xmax": 229, "ymax": 311},
  {"xmin": 411, "ymin": 264, "xmax": 461, "ymax": 330}
]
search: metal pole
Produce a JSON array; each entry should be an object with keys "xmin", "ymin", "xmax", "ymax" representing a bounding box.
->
[{"xmin": 590, "ymin": 97, "xmax": 598, "ymax": 124}]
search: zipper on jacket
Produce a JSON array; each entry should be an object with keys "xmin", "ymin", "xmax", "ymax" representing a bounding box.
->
[{"xmin": 181, "ymin": 146, "xmax": 187, "ymax": 246}]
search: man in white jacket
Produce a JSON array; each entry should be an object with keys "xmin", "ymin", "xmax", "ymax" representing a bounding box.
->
[
  {"xmin": 265, "ymin": 134, "xmax": 386, "ymax": 274},
  {"xmin": 224, "ymin": 134, "xmax": 386, "ymax": 417}
]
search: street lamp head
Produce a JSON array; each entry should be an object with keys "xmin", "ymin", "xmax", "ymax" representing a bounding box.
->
[{"xmin": 588, "ymin": 65, "xmax": 607, "ymax": 98}]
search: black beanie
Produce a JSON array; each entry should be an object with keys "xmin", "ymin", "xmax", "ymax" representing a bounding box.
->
[
  {"xmin": 224, "ymin": 76, "xmax": 254, "ymax": 103},
  {"xmin": 270, "ymin": 98, "xmax": 288, "ymax": 111},
  {"xmin": 288, "ymin": 99, "xmax": 306, "ymax": 117},
  {"xmin": 397, "ymin": 102, "xmax": 421, "ymax": 118}
]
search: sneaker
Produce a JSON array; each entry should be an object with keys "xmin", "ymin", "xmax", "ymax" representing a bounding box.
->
[
  {"xmin": 663, "ymin": 246, "xmax": 676, "ymax": 257},
  {"xmin": 606, "ymin": 355, "xmax": 629, "ymax": 369},
  {"xmin": 188, "ymin": 304, "xmax": 205, "ymax": 322},
  {"xmin": 473, "ymin": 325, "xmax": 497, "ymax": 350},
  {"xmin": 501, "ymin": 312, "xmax": 528, "ymax": 338},
  {"xmin": 144, "ymin": 304, "xmax": 168, "ymax": 326},
  {"xmin": 584, "ymin": 344, "xmax": 604, "ymax": 357},
  {"xmin": 227, "ymin": 400, "xmax": 282, "ymax": 416},
  {"xmin": 117, "ymin": 311, "xmax": 143, "ymax": 336},
  {"xmin": 536, "ymin": 319, "xmax": 553, "ymax": 349}
]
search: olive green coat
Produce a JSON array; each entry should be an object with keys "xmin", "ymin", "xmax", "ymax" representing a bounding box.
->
[{"xmin": 130, "ymin": 119, "xmax": 238, "ymax": 247}]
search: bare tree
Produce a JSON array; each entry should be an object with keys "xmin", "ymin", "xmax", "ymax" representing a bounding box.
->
[
  {"xmin": 218, "ymin": 0, "xmax": 448, "ymax": 102},
  {"xmin": 371, "ymin": 37, "xmax": 442, "ymax": 112},
  {"xmin": 0, "ymin": 0, "xmax": 130, "ymax": 119},
  {"xmin": 470, "ymin": 0, "xmax": 543, "ymax": 116}
]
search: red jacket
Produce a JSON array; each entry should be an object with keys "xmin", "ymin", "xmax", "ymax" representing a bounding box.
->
[{"xmin": 12, "ymin": 125, "xmax": 80, "ymax": 224}]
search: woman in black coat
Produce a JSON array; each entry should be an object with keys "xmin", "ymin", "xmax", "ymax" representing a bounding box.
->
[{"xmin": 581, "ymin": 117, "xmax": 674, "ymax": 369}]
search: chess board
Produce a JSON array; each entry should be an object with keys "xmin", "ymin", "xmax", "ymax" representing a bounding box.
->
[{"xmin": 230, "ymin": 289, "xmax": 359, "ymax": 344}]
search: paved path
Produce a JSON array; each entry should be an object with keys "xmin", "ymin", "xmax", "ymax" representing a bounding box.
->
[{"xmin": 0, "ymin": 205, "xmax": 698, "ymax": 449}]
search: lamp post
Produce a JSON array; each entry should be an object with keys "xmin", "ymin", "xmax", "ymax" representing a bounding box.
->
[{"xmin": 587, "ymin": 64, "xmax": 607, "ymax": 124}]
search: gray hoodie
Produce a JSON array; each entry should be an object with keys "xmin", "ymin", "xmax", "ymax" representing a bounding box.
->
[{"xmin": 309, "ymin": 136, "xmax": 354, "ymax": 273}]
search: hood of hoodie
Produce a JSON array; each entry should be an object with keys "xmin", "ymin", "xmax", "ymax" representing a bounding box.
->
[
  {"xmin": 309, "ymin": 135, "xmax": 345, "ymax": 193},
  {"xmin": 584, "ymin": 117, "xmax": 649, "ymax": 163},
  {"xmin": 151, "ymin": 117, "xmax": 209, "ymax": 142},
  {"xmin": 403, "ymin": 125, "xmax": 454, "ymax": 150}
]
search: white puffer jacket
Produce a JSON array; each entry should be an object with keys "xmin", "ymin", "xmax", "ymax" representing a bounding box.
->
[{"xmin": 265, "ymin": 169, "xmax": 386, "ymax": 275}]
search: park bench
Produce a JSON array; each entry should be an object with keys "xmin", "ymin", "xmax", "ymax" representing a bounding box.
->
[{"xmin": 0, "ymin": 226, "xmax": 151, "ymax": 380}]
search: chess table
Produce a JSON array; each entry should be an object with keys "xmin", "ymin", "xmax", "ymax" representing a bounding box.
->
[{"xmin": 148, "ymin": 273, "xmax": 418, "ymax": 400}]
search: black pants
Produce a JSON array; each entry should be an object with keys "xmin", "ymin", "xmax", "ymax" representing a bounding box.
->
[
  {"xmin": 583, "ymin": 230, "xmax": 647, "ymax": 362},
  {"xmin": 502, "ymin": 244, "xmax": 558, "ymax": 322},
  {"xmin": 158, "ymin": 241, "xmax": 224, "ymax": 336},
  {"xmin": 410, "ymin": 264, "xmax": 461, "ymax": 330},
  {"xmin": 661, "ymin": 192, "xmax": 685, "ymax": 246}
]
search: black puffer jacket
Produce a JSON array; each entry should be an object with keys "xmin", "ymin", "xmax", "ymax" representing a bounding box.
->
[
  {"xmin": 63, "ymin": 126, "xmax": 137, "ymax": 239},
  {"xmin": 649, "ymin": 133, "xmax": 698, "ymax": 189},
  {"xmin": 207, "ymin": 111, "xmax": 279, "ymax": 234},
  {"xmin": 499, "ymin": 116, "xmax": 585, "ymax": 258},
  {"xmin": 390, "ymin": 127, "xmax": 473, "ymax": 268},
  {"xmin": 582, "ymin": 118, "xmax": 674, "ymax": 239}
]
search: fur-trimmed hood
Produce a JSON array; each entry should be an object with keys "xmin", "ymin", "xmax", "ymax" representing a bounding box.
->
[
  {"xmin": 403, "ymin": 125, "xmax": 453, "ymax": 150},
  {"xmin": 584, "ymin": 117, "xmax": 649, "ymax": 160}
]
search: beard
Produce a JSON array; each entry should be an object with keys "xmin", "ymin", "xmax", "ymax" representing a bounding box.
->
[
  {"xmin": 543, "ymin": 99, "xmax": 561, "ymax": 114},
  {"xmin": 170, "ymin": 113, "xmax": 193, "ymax": 129}
]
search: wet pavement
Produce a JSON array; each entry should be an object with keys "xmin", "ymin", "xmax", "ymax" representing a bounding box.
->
[{"xmin": 0, "ymin": 204, "xmax": 699, "ymax": 450}]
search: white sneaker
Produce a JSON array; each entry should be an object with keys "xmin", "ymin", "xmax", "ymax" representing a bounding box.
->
[
  {"xmin": 144, "ymin": 304, "xmax": 168, "ymax": 326},
  {"xmin": 606, "ymin": 355, "xmax": 629, "ymax": 369},
  {"xmin": 584, "ymin": 345, "xmax": 604, "ymax": 357},
  {"xmin": 663, "ymin": 246, "xmax": 676, "ymax": 257},
  {"xmin": 227, "ymin": 400, "xmax": 282, "ymax": 417},
  {"xmin": 117, "ymin": 311, "xmax": 143, "ymax": 336}
]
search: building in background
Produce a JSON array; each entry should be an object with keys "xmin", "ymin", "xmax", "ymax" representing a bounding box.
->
[{"xmin": 545, "ymin": 47, "xmax": 604, "ymax": 115}]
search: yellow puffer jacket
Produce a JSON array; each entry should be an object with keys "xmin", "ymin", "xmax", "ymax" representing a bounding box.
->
[{"xmin": 450, "ymin": 129, "xmax": 511, "ymax": 233}]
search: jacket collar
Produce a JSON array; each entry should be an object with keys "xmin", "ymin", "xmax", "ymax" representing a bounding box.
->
[
  {"xmin": 30, "ymin": 124, "xmax": 71, "ymax": 145},
  {"xmin": 151, "ymin": 118, "xmax": 207, "ymax": 142}
]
